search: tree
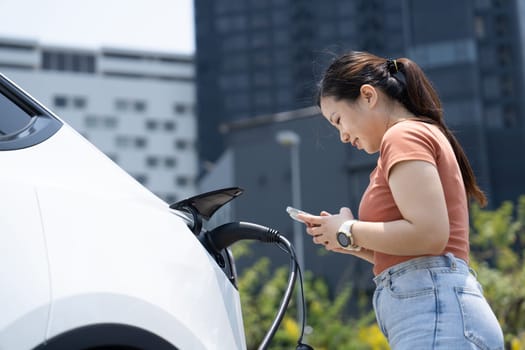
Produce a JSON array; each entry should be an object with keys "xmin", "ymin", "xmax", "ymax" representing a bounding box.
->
[
  {"xmin": 469, "ymin": 196, "xmax": 525, "ymax": 348},
  {"xmin": 233, "ymin": 243, "xmax": 388, "ymax": 349}
]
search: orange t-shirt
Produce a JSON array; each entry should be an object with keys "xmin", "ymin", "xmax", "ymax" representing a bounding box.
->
[{"xmin": 358, "ymin": 119, "xmax": 470, "ymax": 275}]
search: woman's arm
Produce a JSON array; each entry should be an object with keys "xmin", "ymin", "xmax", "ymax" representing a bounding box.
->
[
  {"xmin": 301, "ymin": 160, "xmax": 450, "ymax": 256},
  {"xmin": 330, "ymin": 247, "xmax": 375, "ymax": 263},
  {"xmin": 353, "ymin": 160, "xmax": 449, "ymax": 255}
]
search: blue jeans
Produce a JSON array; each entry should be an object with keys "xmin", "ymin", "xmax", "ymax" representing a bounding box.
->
[{"xmin": 373, "ymin": 253, "xmax": 504, "ymax": 349}]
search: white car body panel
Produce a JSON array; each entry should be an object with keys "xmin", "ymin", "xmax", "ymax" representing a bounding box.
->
[
  {"xmin": 0, "ymin": 81, "xmax": 247, "ymax": 349},
  {"xmin": 0, "ymin": 184, "xmax": 50, "ymax": 350}
]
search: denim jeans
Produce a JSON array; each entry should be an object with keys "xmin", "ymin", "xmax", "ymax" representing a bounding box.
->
[{"xmin": 373, "ymin": 253, "xmax": 504, "ymax": 349}]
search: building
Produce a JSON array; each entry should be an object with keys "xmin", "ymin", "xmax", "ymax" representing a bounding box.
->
[
  {"xmin": 0, "ymin": 36, "xmax": 198, "ymax": 203},
  {"xmin": 195, "ymin": 0, "xmax": 407, "ymax": 165},
  {"xmin": 195, "ymin": 0, "xmax": 525, "ymax": 210},
  {"xmin": 195, "ymin": 0, "xmax": 525, "ymax": 308}
]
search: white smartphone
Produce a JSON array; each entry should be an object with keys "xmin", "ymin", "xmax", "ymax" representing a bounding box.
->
[{"xmin": 286, "ymin": 206, "xmax": 312, "ymax": 223}]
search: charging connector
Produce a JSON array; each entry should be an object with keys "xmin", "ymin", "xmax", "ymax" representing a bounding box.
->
[{"xmin": 200, "ymin": 221, "xmax": 313, "ymax": 350}]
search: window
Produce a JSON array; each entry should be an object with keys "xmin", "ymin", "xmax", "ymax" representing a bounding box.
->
[
  {"xmin": 254, "ymin": 72, "xmax": 271, "ymax": 87},
  {"xmin": 116, "ymin": 135, "xmax": 131, "ymax": 147},
  {"xmin": 116, "ymin": 136, "xmax": 148, "ymax": 148},
  {"xmin": 53, "ymin": 95, "xmax": 68, "ymax": 108},
  {"xmin": 164, "ymin": 157, "xmax": 177, "ymax": 167},
  {"xmin": 500, "ymin": 75, "xmax": 514, "ymax": 95},
  {"xmin": 215, "ymin": 15, "xmax": 246, "ymax": 33},
  {"xmin": 164, "ymin": 121, "xmax": 176, "ymax": 131},
  {"xmin": 474, "ymin": 16, "xmax": 485, "ymax": 39},
  {"xmin": 41, "ymin": 50, "xmax": 96, "ymax": 73},
  {"xmin": 482, "ymin": 75, "xmax": 500, "ymax": 99},
  {"xmin": 175, "ymin": 139, "xmax": 189, "ymax": 150},
  {"xmin": 221, "ymin": 55, "xmax": 248, "ymax": 71},
  {"xmin": 251, "ymin": 13, "xmax": 270, "ymax": 29},
  {"xmin": 115, "ymin": 98, "xmax": 146, "ymax": 113},
  {"xmin": 497, "ymin": 45, "xmax": 512, "ymax": 66},
  {"xmin": 104, "ymin": 117, "xmax": 118, "ymax": 128},
  {"xmin": 337, "ymin": 2, "xmax": 355, "ymax": 16},
  {"xmin": 73, "ymin": 97, "xmax": 87, "ymax": 109},
  {"xmin": 251, "ymin": 32, "xmax": 270, "ymax": 48},
  {"xmin": 174, "ymin": 103, "xmax": 188, "ymax": 115},
  {"xmin": 475, "ymin": 0, "xmax": 491, "ymax": 9},
  {"xmin": 319, "ymin": 24, "xmax": 336, "ymax": 39},
  {"xmin": 145, "ymin": 120, "xmax": 157, "ymax": 130},
  {"xmin": 115, "ymin": 99, "xmax": 129, "ymax": 111},
  {"xmin": 484, "ymin": 105, "xmax": 502, "ymax": 128},
  {"xmin": 503, "ymin": 105, "xmax": 517, "ymax": 128},
  {"xmin": 134, "ymin": 100, "xmax": 146, "ymax": 112},
  {"xmin": 254, "ymin": 91, "xmax": 272, "ymax": 107},
  {"xmin": 225, "ymin": 93, "xmax": 249, "ymax": 110},
  {"xmin": 85, "ymin": 116, "xmax": 98, "ymax": 127},
  {"xmin": 135, "ymin": 137, "xmax": 147, "ymax": 148},
  {"xmin": 222, "ymin": 34, "xmax": 248, "ymax": 51},
  {"xmin": 219, "ymin": 74, "xmax": 250, "ymax": 90},
  {"xmin": 253, "ymin": 52, "xmax": 271, "ymax": 67},
  {"xmin": 146, "ymin": 156, "xmax": 159, "ymax": 167},
  {"xmin": 175, "ymin": 176, "xmax": 191, "ymax": 187},
  {"xmin": 272, "ymin": 12, "xmax": 289, "ymax": 25}
]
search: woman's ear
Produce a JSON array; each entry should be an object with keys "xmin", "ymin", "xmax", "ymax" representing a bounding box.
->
[{"xmin": 360, "ymin": 84, "xmax": 377, "ymax": 107}]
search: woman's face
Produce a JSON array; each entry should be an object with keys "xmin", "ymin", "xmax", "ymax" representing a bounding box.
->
[{"xmin": 320, "ymin": 95, "xmax": 386, "ymax": 154}]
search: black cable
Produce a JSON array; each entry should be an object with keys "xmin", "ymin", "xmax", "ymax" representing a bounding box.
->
[
  {"xmin": 257, "ymin": 235, "xmax": 297, "ymax": 350},
  {"xmin": 202, "ymin": 222, "xmax": 313, "ymax": 350},
  {"xmin": 282, "ymin": 241, "xmax": 312, "ymax": 349}
]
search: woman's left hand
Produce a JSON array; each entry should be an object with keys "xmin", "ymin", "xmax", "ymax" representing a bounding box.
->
[{"xmin": 298, "ymin": 207, "xmax": 354, "ymax": 250}]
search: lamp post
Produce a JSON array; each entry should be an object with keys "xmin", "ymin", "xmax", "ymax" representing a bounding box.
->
[{"xmin": 276, "ymin": 130, "xmax": 304, "ymax": 326}]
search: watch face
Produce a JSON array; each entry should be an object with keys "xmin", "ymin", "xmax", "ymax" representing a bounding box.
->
[{"xmin": 337, "ymin": 232, "xmax": 350, "ymax": 247}]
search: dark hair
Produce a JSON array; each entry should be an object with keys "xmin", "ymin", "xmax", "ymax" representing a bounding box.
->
[{"xmin": 317, "ymin": 51, "xmax": 487, "ymax": 207}]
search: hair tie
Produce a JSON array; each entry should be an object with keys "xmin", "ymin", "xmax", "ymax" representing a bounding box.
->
[{"xmin": 386, "ymin": 59, "xmax": 399, "ymax": 74}]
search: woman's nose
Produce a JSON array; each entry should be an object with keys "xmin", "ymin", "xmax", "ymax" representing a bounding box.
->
[{"xmin": 340, "ymin": 131, "xmax": 350, "ymax": 143}]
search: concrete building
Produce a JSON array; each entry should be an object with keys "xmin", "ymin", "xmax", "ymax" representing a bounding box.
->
[{"xmin": 0, "ymin": 36, "xmax": 198, "ymax": 203}]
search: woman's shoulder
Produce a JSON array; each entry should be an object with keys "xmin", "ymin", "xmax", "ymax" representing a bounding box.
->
[
  {"xmin": 384, "ymin": 118, "xmax": 441, "ymax": 142},
  {"xmin": 381, "ymin": 118, "xmax": 447, "ymax": 159}
]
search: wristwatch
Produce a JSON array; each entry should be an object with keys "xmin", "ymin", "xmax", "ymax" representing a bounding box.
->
[{"xmin": 336, "ymin": 220, "xmax": 361, "ymax": 251}]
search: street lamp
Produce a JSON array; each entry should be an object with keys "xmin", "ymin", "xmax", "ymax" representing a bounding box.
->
[{"xmin": 276, "ymin": 130, "xmax": 304, "ymax": 326}]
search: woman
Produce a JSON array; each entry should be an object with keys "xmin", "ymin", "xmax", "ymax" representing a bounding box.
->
[{"xmin": 298, "ymin": 51, "xmax": 504, "ymax": 349}]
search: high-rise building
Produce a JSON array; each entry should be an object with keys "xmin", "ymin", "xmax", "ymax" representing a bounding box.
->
[
  {"xmin": 195, "ymin": 0, "xmax": 525, "ymax": 207},
  {"xmin": 0, "ymin": 36, "xmax": 198, "ymax": 203},
  {"xmin": 195, "ymin": 0, "xmax": 407, "ymax": 165}
]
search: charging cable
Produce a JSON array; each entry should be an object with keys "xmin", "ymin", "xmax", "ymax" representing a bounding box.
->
[{"xmin": 200, "ymin": 222, "xmax": 314, "ymax": 350}]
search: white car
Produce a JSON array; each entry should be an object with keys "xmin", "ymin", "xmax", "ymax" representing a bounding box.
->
[{"xmin": 0, "ymin": 73, "xmax": 248, "ymax": 350}]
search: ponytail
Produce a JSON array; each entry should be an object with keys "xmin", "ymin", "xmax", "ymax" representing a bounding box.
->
[
  {"xmin": 397, "ymin": 58, "xmax": 487, "ymax": 207},
  {"xmin": 318, "ymin": 51, "xmax": 487, "ymax": 206}
]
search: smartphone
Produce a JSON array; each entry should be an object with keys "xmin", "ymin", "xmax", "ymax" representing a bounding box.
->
[{"xmin": 286, "ymin": 206, "xmax": 312, "ymax": 223}]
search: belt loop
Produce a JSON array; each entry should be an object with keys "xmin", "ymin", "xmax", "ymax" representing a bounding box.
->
[{"xmin": 445, "ymin": 252, "xmax": 457, "ymax": 270}]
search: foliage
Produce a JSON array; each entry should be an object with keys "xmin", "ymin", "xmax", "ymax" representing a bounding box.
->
[
  {"xmin": 470, "ymin": 196, "xmax": 525, "ymax": 349},
  {"xmin": 232, "ymin": 242, "xmax": 388, "ymax": 349}
]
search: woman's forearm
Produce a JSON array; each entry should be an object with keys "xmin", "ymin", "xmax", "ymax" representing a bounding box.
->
[{"xmin": 352, "ymin": 219, "xmax": 448, "ymax": 256}]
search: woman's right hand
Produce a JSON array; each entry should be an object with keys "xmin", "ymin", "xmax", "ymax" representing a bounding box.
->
[{"xmin": 298, "ymin": 207, "xmax": 354, "ymax": 250}]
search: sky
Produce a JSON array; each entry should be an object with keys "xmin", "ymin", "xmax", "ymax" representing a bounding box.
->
[{"xmin": 0, "ymin": 0, "xmax": 195, "ymax": 54}]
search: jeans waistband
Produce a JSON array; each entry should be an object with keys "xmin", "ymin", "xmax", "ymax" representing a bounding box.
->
[{"xmin": 373, "ymin": 253, "xmax": 470, "ymax": 287}]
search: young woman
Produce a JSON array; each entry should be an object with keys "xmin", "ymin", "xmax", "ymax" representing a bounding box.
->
[{"xmin": 298, "ymin": 51, "xmax": 504, "ymax": 349}]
